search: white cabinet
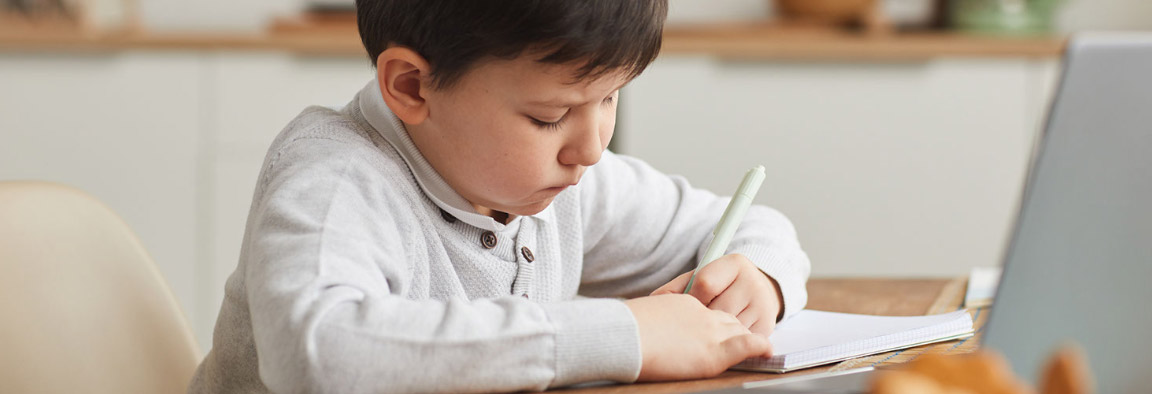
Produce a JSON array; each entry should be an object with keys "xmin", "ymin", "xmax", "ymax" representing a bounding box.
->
[
  {"xmin": 0, "ymin": 52, "xmax": 203, "ymax": 344},
  {"xmin": 0, "ymin": 51, "xmax": 374, "ymax": 351},
  {"xmin": 619, "ymin": 56, "xmax": 1060, "ymax": 277}
]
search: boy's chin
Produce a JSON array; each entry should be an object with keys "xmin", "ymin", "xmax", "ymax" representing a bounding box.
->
[{"xmin": 506, "ymin": 199, "xmax": 555, "ymax": 217}]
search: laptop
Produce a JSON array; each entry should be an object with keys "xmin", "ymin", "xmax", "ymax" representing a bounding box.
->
[{"xmin": 700, "ymin": 32, "xmax": 1152, "ymax": 393}]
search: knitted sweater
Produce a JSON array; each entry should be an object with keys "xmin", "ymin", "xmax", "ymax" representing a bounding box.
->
[{"xmin": 187, "ymin": 81, "xmax": 811, "ymax": 393}]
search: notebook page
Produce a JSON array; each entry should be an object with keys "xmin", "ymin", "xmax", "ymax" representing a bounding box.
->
[
  {"xmin": 770, "ymin": 310, "xmax": 970, "ymax": 355},
  {"xmin": 736, "ymin": 310, "xmax": 973, "ymax": 371},
  {"xmin": 783, "ymin": 314, "xmax": 972, "ymax": 367}
]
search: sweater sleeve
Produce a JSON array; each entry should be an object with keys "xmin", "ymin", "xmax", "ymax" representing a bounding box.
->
[
  {"xmin": 245, "ymin": 138, "xmax": 640, "ymax": 393},
  {"xmin": 577, "ymin": 150, "xmax": 811, "ymax": 320}
]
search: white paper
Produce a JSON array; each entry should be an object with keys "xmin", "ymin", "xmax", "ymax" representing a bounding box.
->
[
  {"xmin": 735, "ymin": 310, "xmax": 975, "ymax": 372},
  {"xmin": 965, "ymin": 266, "xmax": 1002, "ymax": 308}
]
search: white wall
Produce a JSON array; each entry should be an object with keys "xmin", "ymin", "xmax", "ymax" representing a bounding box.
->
[
  {"xmin": 1058, "ymin": 0, "xmax": 1152, "ymax": 32},
  {"xmin": 138, "ymin": 0, "xmax": 300, "ymax": 31}
]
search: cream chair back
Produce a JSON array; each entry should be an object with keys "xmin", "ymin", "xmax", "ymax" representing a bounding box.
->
[{"xmin": 0, "ymin": 181, "xmax": 200, "ymax": 394}]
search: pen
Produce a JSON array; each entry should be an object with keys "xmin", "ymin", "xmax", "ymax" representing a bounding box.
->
[{"xmin": 684, "ymin": 165, "xmax": 766, "ymax": 293}]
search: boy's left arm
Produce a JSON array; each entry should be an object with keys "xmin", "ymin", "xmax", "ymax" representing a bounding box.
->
[{"xmin": 578, "ymin": 151, "xmax": 811, "ymax": 331}]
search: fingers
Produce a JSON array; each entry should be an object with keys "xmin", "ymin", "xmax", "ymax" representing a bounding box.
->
[
  {"xmin": 651, "ymin": 270, "xmax": 694, "ymax": 296},
  {"xmin": 707, "ymin": 284, "xmax": 754, "ymax": 325},
  {"xmin": 721, "ymin": 332, "xmax": 773, "ymax": 365},
  {"xmin": 748, "ymin": 318, "xmax": 777, "ymax": 340},
  {"xmin": 686, "ymin": 258, "xmax": 741, "ymax": 305},
  {"xmin": 711, "ymin": 308, "xmax": 745, "ymax": 330}
]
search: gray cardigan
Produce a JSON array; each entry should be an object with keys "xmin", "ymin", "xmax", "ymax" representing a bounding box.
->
[{"xmin": 188, "ymin": 81, "xmax": 811, "ymax": 393}]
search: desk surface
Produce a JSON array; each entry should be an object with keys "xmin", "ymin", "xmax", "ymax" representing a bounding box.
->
[{"xmin": 551, "ymin": 277, "xmax": 979, "ymax": 394}]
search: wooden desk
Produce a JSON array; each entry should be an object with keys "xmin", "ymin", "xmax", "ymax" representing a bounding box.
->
[{"xmin": 552, "ymin": 277, "xmax": 979, "ymax": 393}]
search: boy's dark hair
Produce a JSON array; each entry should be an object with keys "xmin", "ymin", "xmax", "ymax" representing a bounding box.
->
[{"xmin": 356, "ymin": 0, "xmax": 668, "ymax": 89}]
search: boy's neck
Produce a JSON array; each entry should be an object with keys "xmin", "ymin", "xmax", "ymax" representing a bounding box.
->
[{"xmin": 472, "ymin": 204, "xmax": 513, "ymax": 225}]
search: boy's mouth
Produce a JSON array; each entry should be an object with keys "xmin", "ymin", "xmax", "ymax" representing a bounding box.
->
[
  {"xmin": 545, "ymin": 170, "xmax": 584, "ymax": 192},
  {"xmin": 544, "ymin": 180, "xmax": 580, "ymax": 193}
]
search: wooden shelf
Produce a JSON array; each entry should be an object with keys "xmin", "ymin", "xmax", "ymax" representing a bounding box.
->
[
  {"xmin": 0, "ymin": 29, "xmax": 366, "ymax": 56},
  {"xmin": 0, "ymin": 19, "xmax": 1065, "ymax": 60},
  {"xmin": 663, "ymin": 23, "xmax": 1065, "ymax": 60}
]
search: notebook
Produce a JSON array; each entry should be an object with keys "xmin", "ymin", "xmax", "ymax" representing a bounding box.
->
[{"xmin": 732, "ymin": 310, "xmax": 975, "ymax": 373}]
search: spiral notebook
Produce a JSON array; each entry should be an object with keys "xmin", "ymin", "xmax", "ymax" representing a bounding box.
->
[{"xmin": 733, "ymin": 310, "xmax": 974, "ymax": 373}]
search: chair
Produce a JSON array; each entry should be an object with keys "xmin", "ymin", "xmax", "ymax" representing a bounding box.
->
[{"xmin": 0, "ymin": 181, "xmax": 201, "ymax": 393}]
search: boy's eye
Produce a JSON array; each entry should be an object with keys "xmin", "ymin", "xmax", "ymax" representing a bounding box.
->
[
  {"xmin": 603, "ymin": 96, "xmax": 615, "ymax": 106},
  {"xmin": 529, "ymin": 116, "xmax": 564, "ymax": 130}
]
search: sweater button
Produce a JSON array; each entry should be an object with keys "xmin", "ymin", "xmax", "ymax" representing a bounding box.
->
[
  {"xmin": 439, "ymin": 208, "xmax": 456, "ymax": 223},
  {"xmin": 520, "ymin": 246, "xmax": 535, "ymax": 262},
  {"xmin": 480, "ymin": 231, "xmax": 498, "ymax": 249}
]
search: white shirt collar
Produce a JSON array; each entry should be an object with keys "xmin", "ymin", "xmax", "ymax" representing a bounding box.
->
[{"xmin": 358, "ymin": 78, "xmax": 553, "ymax": 233}]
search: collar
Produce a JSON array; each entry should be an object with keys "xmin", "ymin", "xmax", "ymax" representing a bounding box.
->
[{"xmin": 357, "ymin": 78, "xmax": 554, "ymax": 233}]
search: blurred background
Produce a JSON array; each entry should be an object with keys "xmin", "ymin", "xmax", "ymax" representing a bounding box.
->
[{"xmin": 1, "ymin": 0, "xmax": 1149, "ymax": 352}]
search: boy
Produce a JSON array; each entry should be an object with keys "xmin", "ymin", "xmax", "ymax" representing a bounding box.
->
[{"xmin": 189, "ymin": 1, "xmax": 811, "ymax": 392}]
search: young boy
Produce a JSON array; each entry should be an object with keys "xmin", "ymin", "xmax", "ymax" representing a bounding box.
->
[{"xmin": 189, "ymin": 1, "xmax": 810, "ymax": 392}]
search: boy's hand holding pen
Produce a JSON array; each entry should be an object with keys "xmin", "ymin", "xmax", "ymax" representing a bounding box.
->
[{"xmin": 623, "ymin": 166, "xmax": 786, "ymax": 381}]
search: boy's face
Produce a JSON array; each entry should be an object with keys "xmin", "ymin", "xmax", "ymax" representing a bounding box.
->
[{"xmin": 405, "ymin": 54, "xmax": 628, "ymax": 220}]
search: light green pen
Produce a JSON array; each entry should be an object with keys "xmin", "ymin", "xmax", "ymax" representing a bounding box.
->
[{"xmin": 684, "ymin": 165, "xmax": 766, "ymax": 294}]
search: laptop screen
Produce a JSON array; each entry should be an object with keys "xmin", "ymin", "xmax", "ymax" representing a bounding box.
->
[{"xmin": 981, "ymin": 34, "xmax": 1152, "ymax": 394}]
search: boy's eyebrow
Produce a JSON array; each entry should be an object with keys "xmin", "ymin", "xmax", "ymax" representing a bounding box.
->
[
  {"xmin": 526, "ymin": 99, "xmax": 576, "ymax": 108},
  {"xmin": 527, "ymin": 81, "xmax": 628, "ymax": 107}
]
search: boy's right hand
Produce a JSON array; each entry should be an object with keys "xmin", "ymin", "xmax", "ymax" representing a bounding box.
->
[{"xmin": 623, "ymin": 294, "xmax": 773, "ymax": 382}]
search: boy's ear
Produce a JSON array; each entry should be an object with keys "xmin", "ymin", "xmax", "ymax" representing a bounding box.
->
[{"xmin": 376, "ymin": 47, "xmax": 431, "ymax": 125}]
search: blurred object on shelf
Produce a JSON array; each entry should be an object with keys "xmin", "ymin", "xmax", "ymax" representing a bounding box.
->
[
  {"xmin": 0, "ymin": 0, "xmax": 137, "ymax": 32},
  {"xmin": 303, "ymin": 0, "xmax": 354, "ymax": 14},
  {"xmin": 270, "ymin": 11, "xmax": 356, "ymax": 36},
  {"xmin": 665, "ymin": 0, "xmax": 773, "ymax": 27},
  {"xmin": 881, "ymin": 0, "xmax": 944, "ymax": 29},
  {"xmin": 272, "ymin": 0, "xmax": 355, "ymax": 36},
  {"xmin": 775, "ymin": 0, "xmax": 893, "ymax": 35},
  {"xmin": 1, "ymin": 0, "xmax": 67, "ymax": 17},
  {"xmin": 78, "ymin": 0, "xmax": 137, "ymax": 31},
  {"xmin": 1, "ymin": 0, "xmax": 77, "ymax": 30},
  {"xmin": 950, "ymin": 0, "xmax": 1065, "ymax": 35}
]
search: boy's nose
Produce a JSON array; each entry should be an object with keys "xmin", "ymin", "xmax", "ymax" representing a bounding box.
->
[{"xmin": 559, "ymin": 127, "xmax": 604, "ymax": 167}]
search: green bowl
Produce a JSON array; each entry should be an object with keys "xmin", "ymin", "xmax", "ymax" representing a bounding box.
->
[{"xmin": 950, "ymin": 0, "xmax": 1063, "ymax": 36}]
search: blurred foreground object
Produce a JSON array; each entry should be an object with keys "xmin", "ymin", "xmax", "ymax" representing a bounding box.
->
[
  {"xmin": 0, "ymin": 181, "xmax": 200, "ymax": 394},
  {"xmin": 870, "ymin": 346, "xmax": 1093, "ymax": 394},
  {"xmin": 1038, "ymin": 346, "xmax": 1094, "ymax": 394}
]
